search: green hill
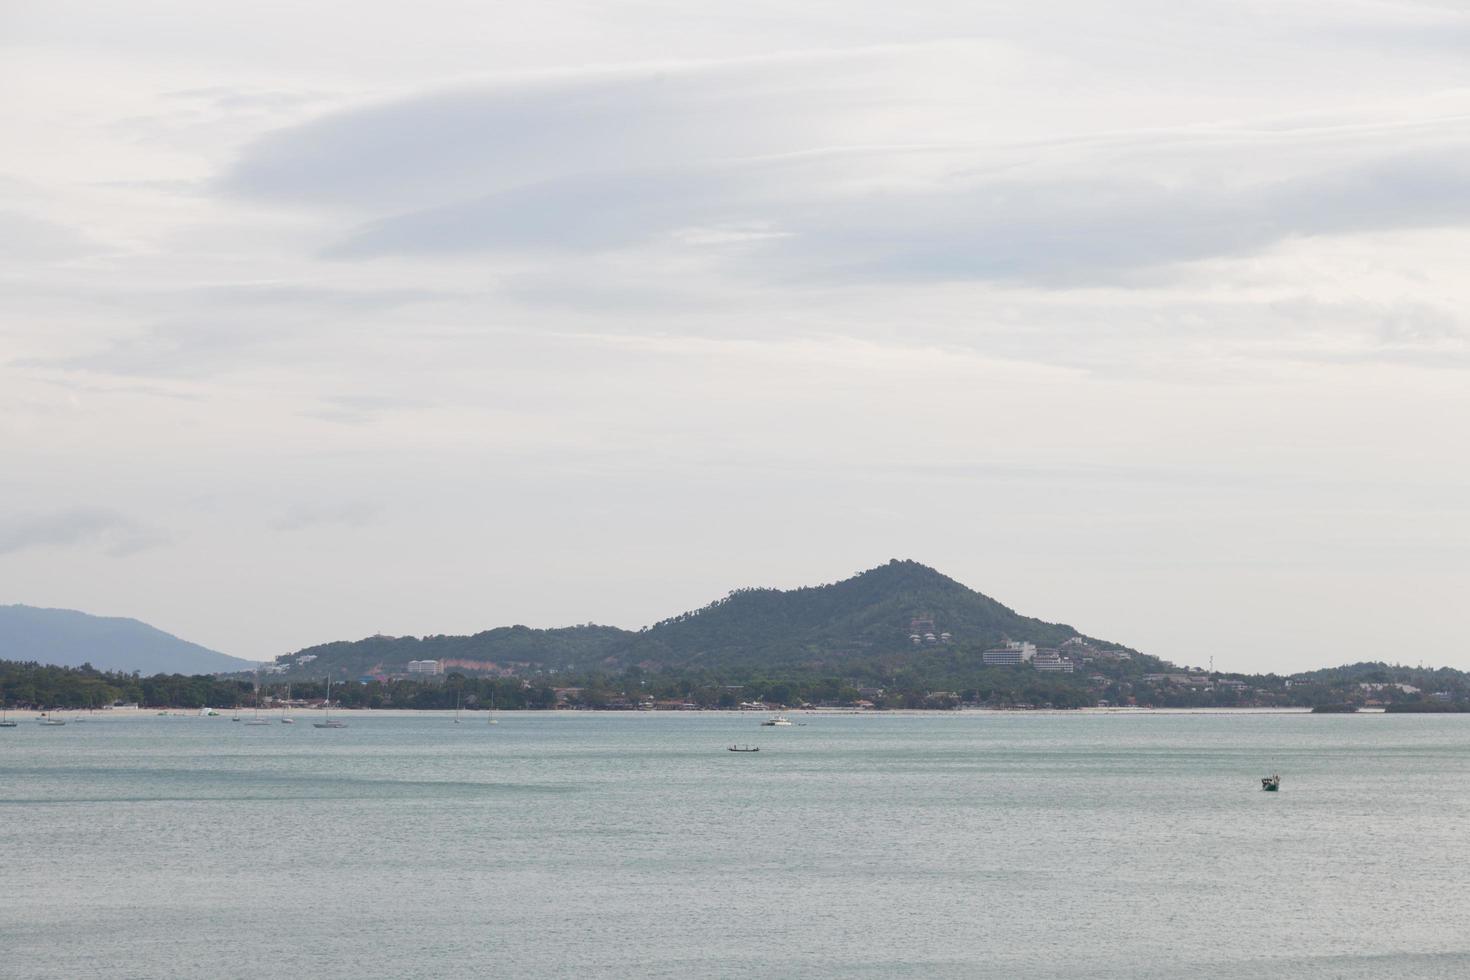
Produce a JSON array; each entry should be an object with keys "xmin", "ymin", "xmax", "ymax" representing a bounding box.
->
[{"xmin": 272, "ymin": 559, "xmax": 1139, "ymax": 679}]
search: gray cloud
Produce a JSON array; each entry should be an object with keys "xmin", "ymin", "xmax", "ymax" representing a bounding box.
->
[
  {"xmin": 0, "ymin": 508, "xmax": 171, "ymax": 557},
  {"xmin": 219, "ymin": 41, "xmax": 1470, "ymax": 284},
  {"xmin": 220, "ymin": 48, "xmax": 910, "ymax": 213},
  {"xmin": 0, "ymin": 211, "xmax": 99, "ymax": 262},
  {"xmin": 321, "ymin": 142, "xmax": 1470, "ymax": 284}
]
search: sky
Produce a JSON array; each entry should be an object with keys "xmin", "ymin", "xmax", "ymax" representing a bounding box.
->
[{"xmin": 3, "ymin": 0, "xmax": 1469, "ymax": 673}]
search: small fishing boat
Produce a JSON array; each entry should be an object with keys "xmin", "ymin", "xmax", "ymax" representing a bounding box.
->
[
  {"xmin": 761, "ymin": 715, "xmax": 793, "ymax": 727},
  {"xmin": 1261, "ymin": 774, "xmax": 1281, "ymax": 792},
  {"xmin": 728, "ymin": 745, "xmax": 760, "ymax": 752}
]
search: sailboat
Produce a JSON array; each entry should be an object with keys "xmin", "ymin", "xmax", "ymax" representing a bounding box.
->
[
  {"xmin": 245, "ymin": 674, "xmax": 271, "ymax": 725},
  {"xmin": 488, "ymin": 690, "xmax": 498, "ymax": 725},
  {"xmin": 37, "ymin": 711, "xmax": 66, "ymax": 726},
  {"xmin": 314, "ymin": 678, "xmax": 347, "ymax": 728},
  {"xmin": 0, "ymin": 704, "xmax": 16, "ymax": 728},
  {"xmin": 454, "ymin": 688, "xmax": 462, "ymax": 724},
  {"xmin": 281, "ymin": 683, "xmax": 294, "ymax": 724}
]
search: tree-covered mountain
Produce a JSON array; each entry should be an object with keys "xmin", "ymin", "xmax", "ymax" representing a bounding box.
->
[
  {"xmin": 273, "ymin": 625, "xmax": 632, "ymax": 680},
  {"xmin": 626, "ymin": 559, "xmax": 1117, "ymax": 670},
  {"xmin": 272, "ymin": 559, "xmax": 1143, "ymax": 679},
  {"xmin": 0, "ymin": 604, "xmax": 258, "ymax": 674}
]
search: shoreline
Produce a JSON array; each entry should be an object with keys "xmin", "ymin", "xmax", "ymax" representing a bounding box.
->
[{"xmin": 16, "ymin": 705, "xmax": 1342, "ymax": 720}]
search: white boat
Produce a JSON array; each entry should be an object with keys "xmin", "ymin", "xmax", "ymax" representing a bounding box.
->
[
  {"xmin": 761, "ymin": 715, "xmax": 793, "ymax": 727},
  {"xmin": 37, "ymin": 712, "xmax": 66, "ymax": 726},
  {"xmin": 314, "ymin": 678, "xmax": 347, "ymax": 729},
  {"xmin": 281, "ymin": 683, "xmax": 294, "ymax": 723},
  {"xmin": 488, "ymin": 691, "xmax": 498, "ymax": 725},
  {"xmin": 199, "ymin": 706, "xmax": 219, "ymax": 717},
  {"xmin": 0, "ymin": 705, "xmax": 17, "ymax": 728},
  {"xmin": 245, "ymin": 674, "xmax": 271, "ymax": 725}
]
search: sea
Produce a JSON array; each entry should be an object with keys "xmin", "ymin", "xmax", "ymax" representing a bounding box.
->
[{"xmin": 3, "ymin": 709, "xmax": 1470, "ymax": 979}]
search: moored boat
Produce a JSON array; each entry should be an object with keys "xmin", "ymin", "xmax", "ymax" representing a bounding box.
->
[
  {"xmin": 1261, "ymin": 773, "xmax": 1281, "ymax": 791},
  {"xmin": 761, "ymin": 715, "xmax": 793, "ymax": 727},
  {"xmin": 313, "ymin": 678, "xmax": 348, "ymax": 728},
  {"xmin": 728, "ymin": 745, "xmax": 760, "ymax": 752}
]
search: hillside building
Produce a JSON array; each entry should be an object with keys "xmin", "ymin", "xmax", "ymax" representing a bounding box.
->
[{"xmin": 982, "ymin": 641, "xmax": 1036, "ymax": 666}]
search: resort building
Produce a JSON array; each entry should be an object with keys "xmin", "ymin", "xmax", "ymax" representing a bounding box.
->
[
  {"xmin": 406, "ymin": 659, "xmax": 443, "ymax": 675},
  {"xmin": 1031, "ymin": 651, "xmax": 1076, "ymax": 673},
  {"xmin": 982, "ymin": 641, "xmax": 1037, "ymax": 666}
]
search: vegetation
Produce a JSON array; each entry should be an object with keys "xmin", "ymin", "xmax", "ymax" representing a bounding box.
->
[
  {"xmin": 5, "ymin": 655, "xmax": 1470, "ymax": 713},
  {"xmin": 273, "ymin": 560, "xmax": 1140, "ymax": 681},
  {"xmin": 9, "ymin": 562, "xmax": 1470, "ymax": 714},
  {"xmin": 0, "ymin": 660, "xmax": 555, "ymax": 711}
]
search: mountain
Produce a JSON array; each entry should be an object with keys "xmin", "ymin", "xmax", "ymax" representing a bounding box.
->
[
  {"xmin": 626, "ymin": 559, "xmax": 1108, "ymax": 670},
  {"xmin": 273, "ymin": 559, "xmax": 1141, "ymax": 678},
  {"xmin": 0, "ymin": 605, "xmax": 258, "ymax": 675}
]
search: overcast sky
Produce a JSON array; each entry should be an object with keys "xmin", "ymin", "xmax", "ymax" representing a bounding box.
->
[{"xmin": 3, "ymin": 0, "xmax": 1469, "ymax": 673}]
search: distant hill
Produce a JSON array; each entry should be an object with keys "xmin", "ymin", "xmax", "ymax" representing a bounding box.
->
[
  {"xmin": 0, "ymin": 605, "xmax": 257, "ymax": 675},
  {"xmin": 274, "ymin": 559, "xmax": 1143, "ymax": 679}
]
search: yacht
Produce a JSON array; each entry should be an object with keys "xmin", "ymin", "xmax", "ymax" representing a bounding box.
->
[
  {"xmin": 37, "ymin": 712, "xmax": 67, "ymax": 726},
  {"xmin": 761, "ymin": 715, "xmax": 793, "ymax": 727},
  {"xmin": 313, "ymin": 678, "xmax": 347, "ymax": 729},
  {"xmin": 244, "ymin": 674, "xmax": 271, "ymax": 725}
]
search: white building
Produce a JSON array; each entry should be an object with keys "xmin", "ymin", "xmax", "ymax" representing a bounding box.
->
[
  {"xmin": 406, "ymin": 660, "xmax": 443, "ymax": 675},
  {"xmin": 982, "ymin": 641, "xmax": 1037, "ymax": 666},
  {"xmin": 1032, "ymin": 651, "xmax": 1075, "ymax": 673}
]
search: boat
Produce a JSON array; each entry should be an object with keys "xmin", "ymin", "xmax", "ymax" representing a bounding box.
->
[
  {"xmin": 761, "ymin": 715, "xmax": 793, "ymax": 727},
  {"xmin": 313, "ymin": 678, "xmax": 347, "ymax": 728},
  {"xmin": 281, "ymin": 684, "xmax": 294, "ymax": 723},
  {"xmin": 728, "ymin": 745, "xmax": 760, "ymax": 752},
  {"xmin": 37, "ymin": 712, "xmax": 66, "ymax": 726},
  {"xmin": 0, "ymin": 705, "xmax": 16, "ymax": 728},
  {"xmin": 244, "ymin": 674, "xmax": 271, "ymax": 725},
  {"xmin": 488, "ymin": 691, "xmax": 498, "ymax": 725},
  {"xmin": 199, "ymin": 706, "xmax": 219, "ymax": 717},
  {"xmin": 1261, "ymin": 774, "xmax": 1281, "ymax": 792}
]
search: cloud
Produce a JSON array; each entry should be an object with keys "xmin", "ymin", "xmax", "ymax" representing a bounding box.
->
[
  {"xmin": 0, "ymin": 210, "xmax": 99, "ymax": 262},
  {"xmin": 271, "ymin": 500, "xmax": 381, "ymax": 531},
  {"xmin": 320, "ymin": 138, "xmax": 1470, "ymax": 284},
  {"xmin": 218, "ymin": 39, "xmax": 1470, "ymax": 285},
  {"xmin": 220, "ymin": 45, "xmax": 985, "ymax": 212},
  {"xmin": 0, "ymin": 507, "xmax": 171, "ymax": 557}
]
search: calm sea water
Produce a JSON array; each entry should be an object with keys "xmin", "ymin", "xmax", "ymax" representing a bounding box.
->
[{"xmin": 3, "ymin": 710, "xmax": 1470, "ymax": 978}]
